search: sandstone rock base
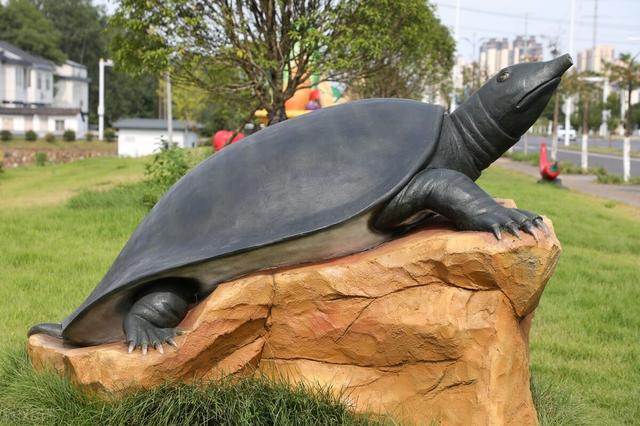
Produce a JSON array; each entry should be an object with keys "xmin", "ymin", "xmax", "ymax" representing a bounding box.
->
[{"xmin": 30, "ymin": 201, "xmax": 561, "ymax": 425}]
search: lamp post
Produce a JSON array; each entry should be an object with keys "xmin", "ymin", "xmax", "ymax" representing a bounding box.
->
[
  {"xmin": 564, "ymin": 0, "xmax": 576, "ymax": 147},
  {"xmin": 98, "ymin": 58, "xmax": 114, "ymax": 141}
]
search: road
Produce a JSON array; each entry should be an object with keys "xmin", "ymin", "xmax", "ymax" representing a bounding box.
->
[{"xmin": 512, "ymin": 135, "xmax": 640, "ymax": 178}]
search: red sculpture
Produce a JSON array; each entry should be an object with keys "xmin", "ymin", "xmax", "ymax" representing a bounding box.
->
[
  {"xmin": 213, "ymin": 130, "xmax": 245, "ymax": 151},
  {"xmin": 539, "ymin": 143, "xmax": 560, "ymax": 181}
]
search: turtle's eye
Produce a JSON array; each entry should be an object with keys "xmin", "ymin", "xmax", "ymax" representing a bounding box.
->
[{"xmin": 497, "ymin": 70, "xmax": 510, "ymax": 83}]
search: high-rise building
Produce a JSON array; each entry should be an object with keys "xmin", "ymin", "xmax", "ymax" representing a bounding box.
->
[
  {"xmin": 576, "ymin": 45, "xmax": 615, "ymax": 73},
  {"xmin": 478, "ymin": 36, "xmax": 544, "ymax": 77}
]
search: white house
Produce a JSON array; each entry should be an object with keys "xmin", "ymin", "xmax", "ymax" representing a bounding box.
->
[
  {"xmin": 0, "ymin": 41, "xmax": 89, "ymax": 137},
  {"xmin": 113, "ymin": 118, "xmax": 200, "ymax": 157}
]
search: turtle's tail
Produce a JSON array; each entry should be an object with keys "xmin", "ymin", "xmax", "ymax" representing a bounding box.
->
[{"xmin": 28, "ymin": 323, "xmax": 63, "ymax": 339}]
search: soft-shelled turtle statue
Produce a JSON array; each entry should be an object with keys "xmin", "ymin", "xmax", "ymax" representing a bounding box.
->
[{"xmin": 29, "ymin": 54, "xmax": 573, "ymax": 353}]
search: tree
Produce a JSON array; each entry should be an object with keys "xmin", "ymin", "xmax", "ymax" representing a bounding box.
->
[
  {"xmin": 110, "ymin": 0, "xmax": 453, "ymax": 125},
  {"xmin": 344, "ymin": 0, "xmax": 453, "ymax": 100},
  {"xmin": 606, "ymin": 53, "xmax": 640, "ymax": 181},
  {"xmin": 0, "ymin": 0, "xmax": 65, "ymax": 63},
  {"xmin": 606, "ymin": 53, "xmax": 640, "ymax": 137}
]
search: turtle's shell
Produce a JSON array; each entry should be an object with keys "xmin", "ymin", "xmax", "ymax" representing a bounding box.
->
[{"xmin": 62, "ymin": 99, "xmax": 444, "ymax": 344}]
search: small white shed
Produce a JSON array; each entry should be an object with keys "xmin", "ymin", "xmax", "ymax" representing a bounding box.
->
[{"xmin": 113, "ymin": 118, "xmax": 200, "ymax": 157}]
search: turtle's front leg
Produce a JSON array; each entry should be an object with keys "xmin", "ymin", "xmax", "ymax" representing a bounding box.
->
[
  {"xmin": 373, "ymin": 168, "xmax": 547, "ymax": 240},
  {"xmin": 124, "ymin": 285, "xmax": 191, "ymax": 354}
]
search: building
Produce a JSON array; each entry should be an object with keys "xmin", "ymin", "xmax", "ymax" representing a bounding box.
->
[
  {"xmin": 0, "ymin": 41, "xmax": 89, "ymax": 137},
  {"xmin": 479, "ymin": 36, "xmax": 543, "ymax": 77},
  {"xmin": 576, "ymin": 45, "xmax": 615, "ymax": 73},
  {"xmin": 114, "ymin": 118, "xmax": 200, "ymax": 157}
]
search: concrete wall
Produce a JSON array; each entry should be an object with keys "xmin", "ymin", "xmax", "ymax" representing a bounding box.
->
[
  {"xmin": 118, "ymin": 129, "xmax": 197, "ymax": 157},
  {"xmin": 0, "ymin": 113, "xmax": 88, "ymax": 137}
]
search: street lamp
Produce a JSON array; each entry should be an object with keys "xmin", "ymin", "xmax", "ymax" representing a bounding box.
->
[{"xmin": 98, "ymin": 58, "xmax": 114, "ymax": 141}]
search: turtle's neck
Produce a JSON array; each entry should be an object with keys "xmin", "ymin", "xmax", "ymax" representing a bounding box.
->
[{"xmin": 428, "ymin": 94, "xmax": 519, "ymax": 181}]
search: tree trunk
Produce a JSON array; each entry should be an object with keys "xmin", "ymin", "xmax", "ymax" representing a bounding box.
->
[
  {"xmin": 267, "ymin": 102, "xmax": 288, "ymax": 125},
  {"xmin": 581, "ymin": 95, "xmax": 589, "ymax": 171},
  {"xmin": 623, "ymin": 85, "xmax": 632, "ymax": 182},
  {"xmin": 551, "ymin": 94, "xmax": 560, "ymax": 161}
]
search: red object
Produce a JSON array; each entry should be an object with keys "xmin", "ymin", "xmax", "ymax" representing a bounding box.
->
[
  {"xmin": 539, "ymin": 143, "xmax": 560, "ymax": 180},
  {"xmin": 213, "ymin": 130, "xmax": 245, "ymax": 151},
  {"xmin": 309, "ymin": 89, "xmax": 321, "ymax": 102}
]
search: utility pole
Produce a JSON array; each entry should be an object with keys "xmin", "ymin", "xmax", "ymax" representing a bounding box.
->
[
  {"xmin": 564, "ymin": 0, "xmax": 575, "ymax": 147},
  {"xmin": 523, "ymin": 13, "xmax": 529, "ymax": 155},
  {"xmin": 98, "ymin": 58, "xmax": 113, "ymax": 141},
  {"xmin": 165, "ymin": 72, "xmax": 173, "ymax": 145},
  {"xmin": 450, "ymin": 0, "xmax": 461, "ymax": 112}
]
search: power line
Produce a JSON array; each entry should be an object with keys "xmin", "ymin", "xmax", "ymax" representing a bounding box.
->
[{"xmin": 435, "ymin": 1, "xmax": 639, "ymax": 31}]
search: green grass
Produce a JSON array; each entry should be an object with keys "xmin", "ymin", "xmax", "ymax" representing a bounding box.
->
[
  {"xmin": 0, "ymin": 350, "xmax": 378, "ymax": 426},
  {"xmin": 563, "ymin": 143, "xmax": 640, "ymax": 159},
  {"xmin": 0, "ymin": 156, "xmax": 146, "ymax": 208},
  {"xmin": 0, "ymin": 157, "xmax": 638, "ymax": 424}
]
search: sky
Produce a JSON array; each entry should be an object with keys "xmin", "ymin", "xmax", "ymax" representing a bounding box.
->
[
  {"xmin": 430, "ymin": 0, "xmax": 640, "ymax": 62},
  {"xmin": 99, "ymin": 0, "xmax": 639, "ymax": 61}
]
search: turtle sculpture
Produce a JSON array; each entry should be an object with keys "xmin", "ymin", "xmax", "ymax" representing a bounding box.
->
[{"xmin": 30, "ymin": 54, "xmax": 573, "ymax": 353}]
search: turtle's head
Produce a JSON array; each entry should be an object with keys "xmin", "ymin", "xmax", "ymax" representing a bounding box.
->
[
  {"xmin": 475, "ymin": 53, "xmax": 573, "ymax": 137},
  {"xmin": 446, "ymin": 54, "xmax": 572, "ymax": 177}
]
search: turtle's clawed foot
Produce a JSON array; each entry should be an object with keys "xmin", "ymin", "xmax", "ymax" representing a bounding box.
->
[
  {"xmin": 462, "ymin": 205, "xmax": 547, "ymax": 241},
  {"xmin": 123, "ymin": 313, "xmax": 181, "ymax": 355}
]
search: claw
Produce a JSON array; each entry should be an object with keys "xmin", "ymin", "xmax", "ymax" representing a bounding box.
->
[
  {"xmin": 505, "ymin": 222, "xmax": 521, "ymax": 239},
  {"xmin": 142, "ymin": 342, "xmax": 148, "ymax": 355},
  {"xmin": 521, "ymin": 221, "xmax": 539, "ymax": 241},
  {"xmin": 128, "ymin": 342, "xmax": 135, "ymax": 353},
  {"xmin": 533, "ymin": 217, "xmax": 550, "ymax": 236},
  {"xmin": 155, "ymin": 343, "xmax": 164, "ymax": 354},
  {"xmin": 167, "ymin": 337, "xmax": 178, "ymax": 348},
  {"xmin": 176, "ymin": 329, "xmax": 184, "ymax": 336},
  {"xmin": 490, "ymin": 224, "xmax": 502, "ymax": 240}
]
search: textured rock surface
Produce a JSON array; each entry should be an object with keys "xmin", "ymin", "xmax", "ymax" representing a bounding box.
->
[{"xmin": 29, "ymin": 201, "xmax": 561, "ymax": 425}]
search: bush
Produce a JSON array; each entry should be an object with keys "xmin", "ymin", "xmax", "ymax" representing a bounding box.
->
[
  {"xmin": 84, "ymin": 132, "xmax": 94, "ymax": 142},
  {"xmin": 25, "ymin": 130, "xmax": 37, "ymax": 141},
  {"xmin": 63, "ymin": 130, "xmax": 76, "ymax": 142},
  {"xmin": 34, "ymin": 152, "xmax": 47, "ymax": 166},
  {"xmin": 104, "ymin": 128, "xmax": 116, "ymax": 142},
  {"xmin": 44, "ymin": 133, "xmax": 56, "ymax": 143},
  {"xmin": 142, "ymin": 143, "xmax": 190, "ymax": 208},
  {"xmin": 0, "ymin": 130, "xmax": 11, "ymax": 141}
]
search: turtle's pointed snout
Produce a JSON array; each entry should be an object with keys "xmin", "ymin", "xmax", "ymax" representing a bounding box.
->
[{"xmin": 554, "ymin": 53, "xmax": 573, "ymax": 74}]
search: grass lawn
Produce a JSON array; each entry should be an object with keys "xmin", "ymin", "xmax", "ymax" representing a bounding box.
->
[{"xmin": 0, "ymin": 157, "xmax": 638, "ymax": 424}]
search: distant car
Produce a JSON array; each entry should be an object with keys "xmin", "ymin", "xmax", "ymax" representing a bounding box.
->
[{"xmin": 557, "ymin": 127, "xmax": 576, "ymax": 141}]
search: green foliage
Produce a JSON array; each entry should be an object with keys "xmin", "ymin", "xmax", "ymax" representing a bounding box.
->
[
  {"xmin": 62, "ymin": 129, "xmax": 76, "ymax": 142},
  {"xmin": 0, "ymin": 130, "xmax": 12, "ymax": 141},
  {"xmin": 109, "ymin": 0, "xmax": 453, "ymax": 124},
  {"xmin": 84, "ymin": 132, "xmax": 94, "ymax": 142},
  {"xmin": 0, "ymin": 0, "xmax": 66, "ymax": 63},
  {"xmin": 34, "ymin": 152, "xmax": 47, "ymax": 166},
  {"xmin": 596, "ymin": 173, "xmax": 640, "ymax": 185},
  {"xmin": 68, "ymin": 182, "xmax": 148, "ymax": 210},
  {"xmin": 104, "ymin": 128, "xmax": 116, "ymax": 142},
  {"xmin": 142, "ymin": 143, "xmax": 190, "ymax": 208},
  {"xmin": 25, "ymin": 130, "xmax": 38, "ymax": 141},
  {"xmin": 44, "ymin": 132, "xmax": 55, "ymax": 143},
  {"xmin": 605, "ymin": 53, "xmax": 640, "ymax": 136},
  {"xmin": 345, "ymin": 0, "xmax": 454, "ymax": 99}
]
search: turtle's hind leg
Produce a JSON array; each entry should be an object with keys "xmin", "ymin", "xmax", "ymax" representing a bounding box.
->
[{"xmin": 124, "ymin": 282, "xmax": 194, "ymax": 354}]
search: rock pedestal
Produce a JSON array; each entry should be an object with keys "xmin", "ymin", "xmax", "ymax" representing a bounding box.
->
[{"xmin": 29, "ymin": 201, "xmax": 561, "ymax": 425}]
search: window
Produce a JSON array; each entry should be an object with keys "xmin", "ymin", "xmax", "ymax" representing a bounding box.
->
[
  {"xmin": 37, "ymin": 73, "xmax": 41, "ymax": 90},
  {"xmin": 46, "ymin": 76, "xmax": 51, "ymax": 91},
  {"xmin": 25, "ymin": 68, "xmax": 30, "ymax": 88},
  {"xmin": 16, "ymin": 68, "xmax": 23, "ymax": 88},
  {"xmin": 55, "ymin": 120, "xmax": 64, "ymax": 132}
]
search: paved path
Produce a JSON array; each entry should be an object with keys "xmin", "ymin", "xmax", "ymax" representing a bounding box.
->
[
  {"xmin": 513, "ymin": 136, "xmax": 640, "ymax": 177},
  {"xmin": 494, "ymin": 157, "xmax": 640, "ymax": 209}
]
